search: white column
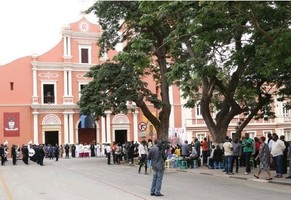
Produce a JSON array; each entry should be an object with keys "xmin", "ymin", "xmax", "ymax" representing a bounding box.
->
[
  {"xmin": 33, "ymin": 111, "xmax": 39, "ymax": 144},
  {"xmin": 133, "ymin": 111, "xmax": 139, "ymax": 142},
  {"xmin": 75, "ymin": 128, "xmax": 79, "ymax": 144},
  {"xmin": 32, "ymin": 67, "xmax": 38, "ymax": 98},
  {"xmin": 69, "ymin": 113, "xmax": 74, "ymax": 144},
  {"xmin": 64, "ymin": 113, "xmax": 69, "ymax": 144},
  {"xmin": 58, "ymin": 131, "xmax": 62, "ymax": 146},
  {"xmin": 68, "ymin": 70, "xmax": 72, "ymax": 96},
  {"xmin": 64, "ymin": 70, "xmax": 68, "ymax": 96},
  {"xmin": 63, "ymin": 36, "xmax": 67, "ymax": 56},
  {"xmin": 169, "ymin": 85, "xmax": 175, "ymax": 128},
  {"xmin": 96, "ymin": 124, "xmax": 100, "ymax": 144},
  {"xmin": 105, "ymin": 111, "xmax": 111, "ymax": 143},
  {"xmin": 42, "ymin": 131, "xmax": 45, "ymax": 145},
  {"xmin": 68, "ymin": 36, "xmax": 71, "ymax": 56},
  {"xmin": 101, "ymin": 116, "xmax": 106, "ymax": 144}
]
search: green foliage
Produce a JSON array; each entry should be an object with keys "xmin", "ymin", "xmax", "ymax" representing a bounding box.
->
[
  {"xmin": 78, "ymin": 63, "xmax": 161, "ymax": 118},
  {"xmin": 167, "ymin": 1, "xmax": 290, "ymax": 142},
  {"xmin": 83, "ymin": 1, "xmax": 290, "ymax": 142}
]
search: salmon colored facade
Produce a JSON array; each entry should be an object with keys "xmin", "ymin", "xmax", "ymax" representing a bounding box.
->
[
  {"xmin": 1, "ymin": 16, "xmax": 291, "ymax": 153},
  {"xmin": 0, "ymin": 17, "xmax": 185, "ymax": 151}
]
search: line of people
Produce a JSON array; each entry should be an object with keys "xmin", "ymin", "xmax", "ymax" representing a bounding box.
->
[{"xmin": 217, "ymin": 132, "xmax": 290, "ymax": 180}]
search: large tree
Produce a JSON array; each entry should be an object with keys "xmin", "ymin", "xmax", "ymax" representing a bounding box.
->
[
  {"xmin": 80, "ymin": 1, "xmax": 290, "ymax": 143},
  {"xmin": 80, "ymin": 1, "xmax": 185, "ymax": 140},
  {"xmin": 168, "ymin": 1, "xmax": 291, "ymax": 142}
]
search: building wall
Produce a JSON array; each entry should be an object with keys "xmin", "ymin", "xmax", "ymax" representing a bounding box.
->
[{"xmin": 183, "ymin": 100, "xmax": 291, "ymax": 143}]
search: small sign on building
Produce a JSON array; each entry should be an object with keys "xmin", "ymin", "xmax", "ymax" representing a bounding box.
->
[
  {"xmin": 138, "ymin": 122, "xmax": 147, "ymax": 131},
  {"xmin": 139, "ymin": 132, "xmax": 146, "ymax": 138}
]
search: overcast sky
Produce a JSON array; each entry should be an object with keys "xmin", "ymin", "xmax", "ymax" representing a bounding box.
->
[{"xmin": 0, "ymin": 0, "xmax": 98, "ymax": 65}]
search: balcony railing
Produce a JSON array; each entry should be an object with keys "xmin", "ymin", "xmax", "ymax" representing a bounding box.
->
[{"xmin": 44, "ymin": 95, "xmax": 55, "ymax": 104}]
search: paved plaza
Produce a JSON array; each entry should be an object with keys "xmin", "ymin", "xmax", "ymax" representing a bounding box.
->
[{"xmin": 0, "ymin": 157, "xmax": 290, "ymax": 200}]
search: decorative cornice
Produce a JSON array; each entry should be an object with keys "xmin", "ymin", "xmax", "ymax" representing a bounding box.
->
[
  {"xmin": 31, "ymin": 104, "xmax": 78, "ymax": 110},
  {"xmin": 70, "ymin": 31, "xmax": 102, "ymax": 39},
  {"xmin": 30, "ymin": 61, "xmax": 94, "ymax": 71}
]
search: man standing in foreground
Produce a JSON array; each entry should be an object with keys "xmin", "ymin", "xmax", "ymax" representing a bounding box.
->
[{"xmin": 148, "ymin": 140, "xmax": 167, "ymax": 197}]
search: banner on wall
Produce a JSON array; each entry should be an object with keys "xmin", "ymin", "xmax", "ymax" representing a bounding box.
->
[
  {"xmin": 168, "ymin": 127, "xmax": 186, "ymax": 147},
  {"xmin": 3, "ymin": 112, "xmax": 20, "ymax": 137}
]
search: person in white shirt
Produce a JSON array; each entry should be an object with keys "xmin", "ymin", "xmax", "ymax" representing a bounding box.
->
[
  {"xmin": 270, "ymin": 133, "xmax": 286, "ymax": 178},
  {"xmin": 207, "ymin": 145, "xmax": 215, "ymax": 168},
  {"xmin": 105, "ymin": 144, "xmax": 112, "ymax": 165},
  {"xmin": 223, "ymin": 136, "xmax": 234, "ymax": 175},
  {"xmin": 138, "ymin": 140, "xmax": 149, "ymax": 174}
]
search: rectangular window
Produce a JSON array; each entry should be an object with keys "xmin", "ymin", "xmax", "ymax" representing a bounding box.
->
[
  {"xmin": 246, "ymin": 131, "xmax": 256, "ymax": 139},
  {"xmin": 196, "ymin": 133, "xmax": 206, "ymax": 142},
  {"xmin": 263, "ymin": 130, "xmax": 272, "ymax": 138},
  {"xmin": 80, "ymin": 84, "xmax": 86, "ymax": 91},
  {"xmin": 231, "ymin": 132, "xmax": 237, "ymax": 139},
  {"xmin": 10, "ymin": 82, "xmax": 14, "ymax": 90},
  {"xmin": 43, "ymin": 84, "xmax": 55, "ymax": 104},
  {"xmin": 196, "ymin": 103, "xmax": 202, "ymax": 117},
  {"xmin": 283, "ymin": 103, "xmax": 289, "ymax": 117},
  {"xmin": 79, "ymin": 83, "xmax": 87, "ymax": 99},
  {"xmin": 284, "ymin": 130, "xmax": 291, "ymax": 141},
  {"xmin": 81, "ymin": 48, "xmax": 89, "ymax": 63}
]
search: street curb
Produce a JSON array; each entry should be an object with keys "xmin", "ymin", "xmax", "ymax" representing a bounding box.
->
[
  {"xmin": 229, "ymin": 176, "xmax": 248, "ymax": 180},
  {"xmin": 269, "ymin": 180, "xmax": 291, "ymax": 186},
  {"xmin": 169, "ymin": 168, "xmax": 291, "ymax": 186}
]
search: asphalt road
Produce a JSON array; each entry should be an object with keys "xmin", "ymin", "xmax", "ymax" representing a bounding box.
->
[{"xmin": 0, "ymin": 157, "xmax": 290, "ymax": 200}]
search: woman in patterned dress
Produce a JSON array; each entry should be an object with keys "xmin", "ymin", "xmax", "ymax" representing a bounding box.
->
[{"xmin": 253, "ymin": 136, "xmax": 272, "ymax": 180}]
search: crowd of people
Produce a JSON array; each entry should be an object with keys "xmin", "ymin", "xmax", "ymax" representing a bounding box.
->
[
  {"xmin": 168, "ymin": 132, "xmax": 290, "ymax": 180},
  {"xmin": 100, "ymin": 133, "xmax": 290, "ymax": 182},
  {"xmin": 0, "ymin": 141, "xmax": 106, "ymax": 166}
]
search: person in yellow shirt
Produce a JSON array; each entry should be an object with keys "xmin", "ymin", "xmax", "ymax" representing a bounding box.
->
[{"xmin": 174, "ymin": 146, "xmax": 181, "ymax": 157}]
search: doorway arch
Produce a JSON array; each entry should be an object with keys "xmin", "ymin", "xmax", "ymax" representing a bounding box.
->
[
  {"xmin": 112, "ymin": 114, "xmax": 130, "ymax": 144},
  {"xmin": 75, "ymin": 117, "xmax": 100, "ymax": 144},
  {"xmin": 42, "ymin": 114, "xmax": 61, "ymax": 145}
]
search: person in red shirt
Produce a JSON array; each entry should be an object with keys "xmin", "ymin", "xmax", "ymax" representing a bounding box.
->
[
  {"xmin": 254, "ymin": 137, "xmax": 260, "ymax": 168},
  {"xmin": 201, "ymin": 138, "xmax": 209, "ymax": 166}
]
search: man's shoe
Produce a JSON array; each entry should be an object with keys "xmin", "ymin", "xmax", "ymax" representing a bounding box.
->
[
  {"xmin": 150, "ymin": 193, "xmax": 155, "ymax": 196},
  {"xmin": 285, "ymin": 176, "xmax": 291, "ymax": 179},
  {"xmin": 155, "ymin": 194, "xmax": 164, "ymax": 196}
]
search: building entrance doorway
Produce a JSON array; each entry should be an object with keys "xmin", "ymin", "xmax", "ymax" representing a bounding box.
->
[
  {"xmin": 78, "ymin": 115, "xmax": 96, "ymax": 144},
  {"xmin": 45, "ymin": 131, "xmax": 59, "ymax": 145},
  {"xmin": 115, "ymin": 130, "xmax": 127, "ymax": 144}
]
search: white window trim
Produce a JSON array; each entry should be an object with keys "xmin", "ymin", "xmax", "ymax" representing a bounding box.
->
[
  {"xmin": 196, "ymin": 102, "xmax": 203, "ymax": 119},
  {"xmin": 246, "ymin": 131, "xmax": 256, "ymax": 139},
  {"xmin": 41, "ymin": 81, "xmax": 57, "ymax": 105},
  {"xmin": 78, "ymin": 45, "xmax": 91, "ymax": 64},
  {"xmin": 78, "ymin": 82, "xmax": 88, "ymax": 100},
  {"xmin": 196, "ymin": 132, "xmax": 206, "ymax": 142},
  {"xmin": 284, "ymin": 130, "xmax": 291, "ymax": 141},
  {"xmin": 263, "ymin": 130, "xmax": 272, "ymax": 138},
  {"xmin": 282, "ymin": 103, "xmax": 289, "ymax": 117}
]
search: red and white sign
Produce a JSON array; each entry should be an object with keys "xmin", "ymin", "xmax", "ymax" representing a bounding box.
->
[
  {"xmin": 3, "ymin": 112, "xmax": 20, "ymax": 137},
  {"xmin": 138, "ymin": 122, "xmax": 147, "ymax": 131}
]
